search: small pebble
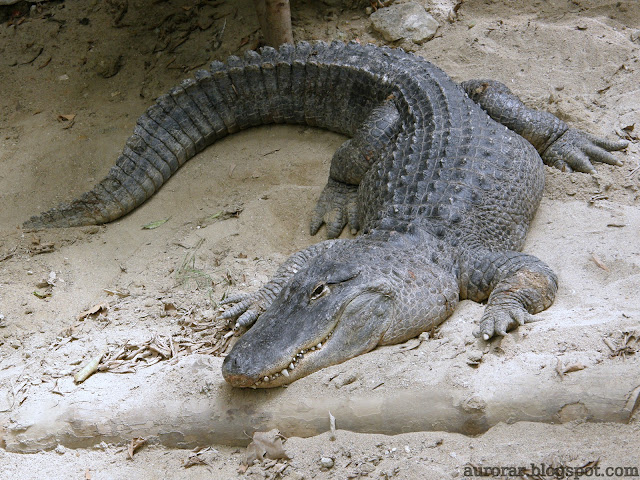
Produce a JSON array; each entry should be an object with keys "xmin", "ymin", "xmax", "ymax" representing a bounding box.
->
[
  {"xmin": 55, "ymin": 445, "xmax": 66, "ymax": 455},
  {"xmin": 320, "ymin": 457, "xmax": 334, "ymax": 468}
]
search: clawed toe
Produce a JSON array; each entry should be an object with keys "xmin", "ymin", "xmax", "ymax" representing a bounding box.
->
[
  {"xmin": 310, "ymin": 178, "xmax": 360, "ymax": 238},
  {"xmin": 475, "ymin": 306, "xmax": 537, "ymax": 341},
  {"xmin": 543, "ymin": 128, "xmax": 628, "ymax": 174}
]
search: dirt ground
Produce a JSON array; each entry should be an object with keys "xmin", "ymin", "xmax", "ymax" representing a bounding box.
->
[{"xmin": 0, "ymin": 0, "xmax": 639, "ymax": 478}]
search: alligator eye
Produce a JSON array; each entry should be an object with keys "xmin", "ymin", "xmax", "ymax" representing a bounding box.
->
[{"xmin": 310, "ymin": 282, "xmax": 330, "ymax": 301}]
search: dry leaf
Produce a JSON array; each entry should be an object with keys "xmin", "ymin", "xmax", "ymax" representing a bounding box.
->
[
  {"xmin": 127, "ymin": 437, "xmax": 146, "ymax": 459},
  {"xmin": 183, "ymin": 456, "xmax": 208, "ymax": 468},
  {"xmin": 244, "ymin": 429, "xmax": 289, "ymax": 466},
  {"xmin": 78, "ymin": 302, "xmax": 109, "ymax": 321},
  {"xmin": 394, "ymin": 337, "xmax": 421, "ymax": 353},
  {"xmin": 29, "ymin": 242, "xmax": 55, "ymax": 254},
  {"xmin": 57, "ymin": 114, "xmax": 76, "ymax": 129},
  {"xmin": 57, "ymin": 114, "xmax": 76, "ymax": 122}
]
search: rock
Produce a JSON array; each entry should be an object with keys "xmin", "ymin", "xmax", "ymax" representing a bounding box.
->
[
  {"xmin": 320, "ymin": 456, "xmax": 334, "ymax": 468},
  {"xmin": 370, "ymin": 2, "xmax": 439, "ymax": 44},
  {"xmin": 466, "ymin": 349, "xmax": 484, "ymax": 366},
  {"xmin": 332, "ymin": 372, "xmax": 357, "ymax": 388},
  {"xmin": 91, "ymin": 53, "xmax": 124, "ymax": 79}
]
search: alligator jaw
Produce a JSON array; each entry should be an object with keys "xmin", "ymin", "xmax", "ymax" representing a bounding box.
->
[
  {"xmin": 249, "ymin": 328, "xmax": 336, "ymax": 389},
  {"xmin": 222, "ymin": 322, "xmax": 337, "ymax": 388},
  {"xmin": 222, "ymin": 280, "xmax": 349, "ymax": 389}
]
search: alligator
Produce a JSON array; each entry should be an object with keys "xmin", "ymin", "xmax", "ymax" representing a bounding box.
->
[{"xmin": 24, "ymin": 41, "xmax": 627, "ymax": 388}]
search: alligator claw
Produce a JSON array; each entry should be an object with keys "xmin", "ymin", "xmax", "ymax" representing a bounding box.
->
[
  {"xmin": 235, "ymin": 310, "xmax": 260, "ymax": 329},
  {"xmin": 220, "ymin": 291, "xmax": 267, "ymax": 329},
  {"xmin": 310, "ymin": 178, "xmax": 360, "ymax": 239},
  {"xmin": 474, "ymin": 304, "xmax": 539, "ymax": 341},
  {"xmin": 220, "ymin": 276, "xmax": 288, "ymax": 329},
  {"xmin": 543, "ymin": 128, "xmax": 628, "ymax": 174}
]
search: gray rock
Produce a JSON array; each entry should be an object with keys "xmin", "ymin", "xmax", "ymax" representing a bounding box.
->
[{"xmin": 370, "ymin": 2, "xmax": 439, "ymax": 44}]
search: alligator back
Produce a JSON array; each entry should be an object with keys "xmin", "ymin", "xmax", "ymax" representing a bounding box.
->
[{"xmin": 25, "ymin": 41, "xmax": 544, "ymax": 254}]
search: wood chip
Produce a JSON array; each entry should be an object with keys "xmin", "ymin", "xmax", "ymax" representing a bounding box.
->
[
  {"xmin": 562, "ymin": 363, "xmax": 586, "ymax": 374},
  {"xmin": 590, "ymin": 254, "xmax": 609, "ymax": 272},
  {"xmin": 328, "ymin": 411, "xmax": 336, "ymax": 441},
  {"xmin": 74, "ymin": 350, "xmax": 106, "ymax": 383}
]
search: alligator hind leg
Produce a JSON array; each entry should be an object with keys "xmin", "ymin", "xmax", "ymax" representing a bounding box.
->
[
  {"xmin": 460, "ymin": 249, "xmax": 558, "ymax": 340},
  {"xmin": 310, "ymin": 99, "xmax": 401, "ymax": 238},
  {"xmin": 462, "ymin": 80, "xmax": 628, "ymax": 173}
]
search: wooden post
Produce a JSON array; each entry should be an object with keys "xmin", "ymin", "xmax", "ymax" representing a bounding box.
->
[{"xmin": 253, "ymin": 0, "xmax": 293, "ymax": 47}]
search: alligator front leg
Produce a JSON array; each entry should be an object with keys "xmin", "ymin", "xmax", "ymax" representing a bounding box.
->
[
  {"xmin": 461, "ymin": 80, "xmax": 628, "ymax": 173},
  {"xmin": 310, "ymin": 99, "xmax": 401, "ymax": 238},
  {"xmin": 221, "ymin": 240, "xmax": 344, "ymax": 328},
  {"xmin": 460, "ymin": 249, "xmax": 558, "ymax": 341}
]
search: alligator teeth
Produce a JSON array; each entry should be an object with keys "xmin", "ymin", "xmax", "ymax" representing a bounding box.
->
[{"xmin": 252, "ymin": 330, "xmax": 336, "ymax": 387}]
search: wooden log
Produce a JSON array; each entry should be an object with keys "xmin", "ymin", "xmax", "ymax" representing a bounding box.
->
[{"xmin": 2, "ymin": 355, "xmax": 638, "ymax": 452}]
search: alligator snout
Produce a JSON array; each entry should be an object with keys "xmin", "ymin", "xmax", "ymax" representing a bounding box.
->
[{"xmin": 221, "ymin": 354, "xmax": 257, "ymax": 387}]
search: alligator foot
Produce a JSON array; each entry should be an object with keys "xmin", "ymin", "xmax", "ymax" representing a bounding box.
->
[
  {"xmin": 220, "ymin": 291, "xmax": 267, "ymax": 329},
  {"xmin": 461, "ymin": 249, "xmax": 559, "ymax": 341},
  {"xmin": 309, "ymin": 178, "xmax": 360, "ymax": 239},
  {"xmin": 472, "ymin": 265, "xmax": 558, "ymax": 341},
  {"xmin": 542, "ymin": 129, "xmax": 628, "ymax": 173},
  {"xmin": 474, "ymin": 302, "xmax": 541, "ymax": 340}
]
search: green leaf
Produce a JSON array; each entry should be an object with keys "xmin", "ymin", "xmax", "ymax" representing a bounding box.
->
[{"xmin": 142, "ymin": 218, "xmax": 170, "ymax": 230}]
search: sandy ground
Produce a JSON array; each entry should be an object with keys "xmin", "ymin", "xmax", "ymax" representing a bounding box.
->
[{"xmin": 1, "ymin": 0, "xmax": 639, "ymax": 478}]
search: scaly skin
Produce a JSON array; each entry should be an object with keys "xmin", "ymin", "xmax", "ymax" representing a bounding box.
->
[{"xmin": 22, "ymin": 42, "xmax": 627, "ymax": 387}]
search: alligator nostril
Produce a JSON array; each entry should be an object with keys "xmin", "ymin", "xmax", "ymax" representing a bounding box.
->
[{"xmin": 222, "ymin": 354, "xmax": 238, "ymax": 373}]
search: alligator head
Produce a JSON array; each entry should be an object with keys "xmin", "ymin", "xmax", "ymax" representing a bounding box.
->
[{"xmin": 221, "ymin": 252, "xmax": 396, "ymax": 388}]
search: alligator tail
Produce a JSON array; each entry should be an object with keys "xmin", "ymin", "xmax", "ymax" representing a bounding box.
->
[{"xmin": 24, "ymin": 41, "xmax": 390, "ymax": 229}]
